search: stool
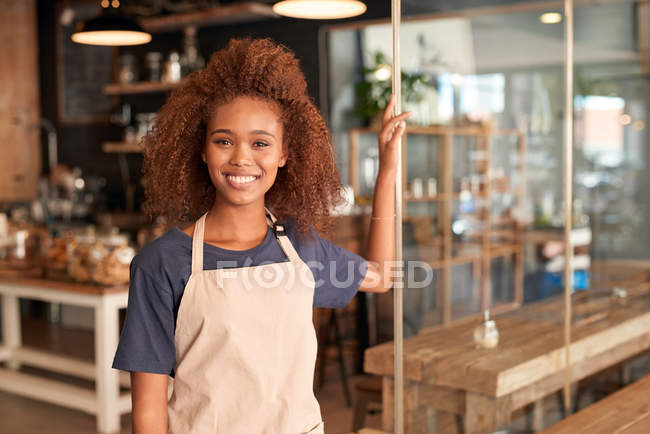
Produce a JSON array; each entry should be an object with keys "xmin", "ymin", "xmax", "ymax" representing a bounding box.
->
[
  {"xmin": 352, "ymin": 376, "xmax": 382, "ymax": 431},
  {"xmin": 315, "ymin": 309, "xmax": 352, "ymax": 406}
]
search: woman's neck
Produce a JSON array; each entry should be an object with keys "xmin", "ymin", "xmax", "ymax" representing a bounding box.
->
[{"xmin": 203, "ymin": 201, "xmax": 269, "ymax": 250}]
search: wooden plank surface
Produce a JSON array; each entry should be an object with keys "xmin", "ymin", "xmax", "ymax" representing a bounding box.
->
[
  {"xmin": 365, "ymin": 285, "xmax": 650, "ymax": 398},
  {"xmin": 0, "ymin": 276, "xmax": 128, "ymax": 295},
  {"xmin": 541, "ymin": 375, "xmax": 650, "ymax": 434},
  {"xmin": 141, "ymin": 2, "xmax": 277, "ymax": 33}
]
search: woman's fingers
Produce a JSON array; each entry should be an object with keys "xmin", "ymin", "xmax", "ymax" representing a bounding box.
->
[
  {"xmin": 383, "ymin": 94, "xmax": 395, "ymax": 124},
  {"xmin": 385, "ymin": 121, "xmax": 406, "ymax": 150},
  {"xmin": 380, "ymin": 111, "xmax": 412, "ymax": 145}
]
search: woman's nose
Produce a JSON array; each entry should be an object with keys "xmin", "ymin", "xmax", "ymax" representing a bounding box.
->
[{"xmin": 230, "ymin": 143, "xmax": 253, "ymax": 166}]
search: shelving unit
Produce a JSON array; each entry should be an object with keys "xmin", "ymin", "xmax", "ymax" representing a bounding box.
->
[
  {"xmin": 347, "ymin": 124, "xmax": 527, "ymax": 324},
  {"xmin": 103, "ymin": 81, "xmax": 182, "ymax": 96},
  {"xmin": 102, "ymin": 142, "xmax": 143, "ymax": 153}
]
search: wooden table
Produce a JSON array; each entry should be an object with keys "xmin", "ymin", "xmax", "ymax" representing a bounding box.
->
[
  {"xmin": 0, "ymin": 277, "xmax": 129, "ymax": 433},
  {"xmin": 541, "ymin": 374, "xmax": 650, "ymax": 433},
  {"xmin": 365, "ymin": 281, "xmax": 650, "ymax": 433}
]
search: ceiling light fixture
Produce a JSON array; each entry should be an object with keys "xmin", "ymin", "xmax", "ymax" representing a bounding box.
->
[
  {"xmin": 540, "ymin": 12, "xmax": 563, "ymax": 24},
  {"xmin": 273, "ymin": 0, "xmax": 366, "ymax": 20},
  {"xmin": 71, "ymin": 2, "xmax": 151, "ymax": 46}
]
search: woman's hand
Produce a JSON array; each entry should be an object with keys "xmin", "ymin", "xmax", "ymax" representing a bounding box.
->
[{"xmin": 377, "ymin": 94, "xmax": 412, "ymax": 177}]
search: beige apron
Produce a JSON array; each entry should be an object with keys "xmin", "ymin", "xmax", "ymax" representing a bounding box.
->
[{"xmin": 168, "ymin": 208, "xmax": 324, "ymax": 434}]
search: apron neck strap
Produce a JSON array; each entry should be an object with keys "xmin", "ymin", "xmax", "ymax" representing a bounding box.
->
[
  {"xmin": 191, "ymin": 212, "xmax": 207, "ymax": 274},
  {"xmin": 264, "ymin": 206, "xmax": 286, "ymax": 236},
  {"xmin": 264, "ymin": 206, "xmax": 277, "ymax": 226},
  {"xmin": 264, "ymin": 207, "xmax": 302, "ymax": 264}
]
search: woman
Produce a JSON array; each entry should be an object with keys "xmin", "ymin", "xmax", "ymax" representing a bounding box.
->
[{"xmin": 112, "ymin": 37, "xmax": 410, "ymax": 433}]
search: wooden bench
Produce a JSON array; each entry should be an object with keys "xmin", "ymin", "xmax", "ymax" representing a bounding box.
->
[{"xmin": 541, "ymin": 374, "xmax": 650, "ymax": 433}]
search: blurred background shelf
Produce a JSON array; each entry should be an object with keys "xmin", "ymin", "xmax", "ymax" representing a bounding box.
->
[
  {"xmin": 102, "ymin": 142, "xmax": 143, "ymax": 153},
  {"xmin": 140, "ymin": 2, "xmax": 277, "ymax": 33},
  {"xmin": 103, "ymin": 81, "xmax": 181, "ymax": 95}
]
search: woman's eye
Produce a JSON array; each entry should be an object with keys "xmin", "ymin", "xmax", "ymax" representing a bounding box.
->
[
  {"xmin": 253, "ymin": 141, "xmax": 269, "ymax": 148},
  {"xmin": 213, "ymin": 139, "xmax": 232, "ymax": 146}
]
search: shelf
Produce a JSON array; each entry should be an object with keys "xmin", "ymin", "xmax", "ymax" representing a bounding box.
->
[
  {"xmin": 102, "ymin": 142, "xmax": 143, "ymax": 153},
  {"xmin": 103, "ymin": 81, "xmax": 182, "ymax": 96},
  {"xmin": 423, "ymin": 243, "xmax": 520, "ymax": 269},
  {"xmin": 349, "ymin": 124, "xmax": 524, "ymax": 137},
  {"xmin": 406, "ymin": 193, "xmax": 459, "ymax": 202},
  {"xmin": 140, "ymin": 2, "xmax": 277, "ymax": 33}
]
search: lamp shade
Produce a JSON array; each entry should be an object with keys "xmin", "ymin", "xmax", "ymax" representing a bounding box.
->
[
  {"xmin": 273, "ymin": 0, "xmax": 366, "ymax": 19},
  {"xmin": 71, "ymin": 9, "xmax": 151, "ymax": 46}
]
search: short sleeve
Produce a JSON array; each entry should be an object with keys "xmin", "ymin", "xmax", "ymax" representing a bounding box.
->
[
  {"xmin": 112, "ymin": 260, "xmax": 176, "ymax": 375},
  {"xmin": 307, "ymin": 229, "xmax": 368, "ymax": 309}
]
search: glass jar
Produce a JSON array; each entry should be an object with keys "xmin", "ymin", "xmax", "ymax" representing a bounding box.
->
[
  {"xmin": 44, "ymin": 232, "xmax": 72, "ymax": 277},
  {"xmin": 67, "ymin": 226, "xmax": 97, "ymax": 283},
  {"xmin": 91, "ymin": 229, "xmax": 135, "ymax": 286},
  {"xmin": 473, "ymin": 310, "xmax": 499, "ymax": 349},
  {"xmin": 162, "ymin": 51, "xmax": 182, "ymax": 83},
  {"xmin": 118, "ymin": 53, "xmax": 138, "ymax": 84},
  {"xmin": 67, "ymin": 227, "xmax": 135, "ymax": 285}
]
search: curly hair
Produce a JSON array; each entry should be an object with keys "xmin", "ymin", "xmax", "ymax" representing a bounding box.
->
[{"xmin": 141, "ymin": 38, "xmax": 343, "ymax": 237}]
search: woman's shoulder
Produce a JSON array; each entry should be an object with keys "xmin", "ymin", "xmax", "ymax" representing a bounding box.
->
[{"xmin": 132, "ymin": 227, "xmax": 191, "ymax": 272}]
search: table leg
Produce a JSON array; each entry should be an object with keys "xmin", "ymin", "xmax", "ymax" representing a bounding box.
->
[
  {"xmin": 382, "ymin": 377, "xmax": 437, "ymax": 434},
  {"xmin": 381, "ymin": 376, "xmax": 394, "ymax": 432},
  {"xmin": 465, "ymin": 392, "xmax": 510, "ymax": 434},
  {"xmin": 1, "ymin": 294, "xmax": 22, "ymax": 369},
  {"xmin": 95, "ymin": 298, "xmax": 120, "ymax": 433},
  {"xmin": 532, "ymin": 399, "xmax": 544, "ymax": 431}
]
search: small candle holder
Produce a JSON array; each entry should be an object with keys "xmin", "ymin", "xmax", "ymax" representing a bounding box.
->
[{"xmin": 473, "ymin": 310, "xmax": 499, "ymax": 349}]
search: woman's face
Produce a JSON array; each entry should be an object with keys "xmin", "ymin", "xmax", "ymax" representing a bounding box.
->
[{"xmin": 202, "ymin": 96, "xmax": 287, "ymax": 207}]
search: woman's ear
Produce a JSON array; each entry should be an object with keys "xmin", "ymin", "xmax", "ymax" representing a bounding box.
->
[
  {"xmin": 279, "ymin": 144, "xmax": 288, "ymax": 167},
  {"xmin": 201, "ymin": 151, "xmax": 207, "ymax": 163}
]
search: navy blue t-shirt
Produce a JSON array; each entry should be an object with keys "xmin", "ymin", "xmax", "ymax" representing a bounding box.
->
[{"xmin": 112, "ymin": 217, "xmax": 368, "ymax": 375}]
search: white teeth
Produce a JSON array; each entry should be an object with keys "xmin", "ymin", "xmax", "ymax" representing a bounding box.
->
[{"xmin": 226, "ymin": 175, "xmax": 257, "ymax": 184}]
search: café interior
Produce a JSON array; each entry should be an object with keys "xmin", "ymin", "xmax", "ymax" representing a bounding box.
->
[{"xmin": 1, "ymin": 0, "xmax": 649, "ymax": 433}]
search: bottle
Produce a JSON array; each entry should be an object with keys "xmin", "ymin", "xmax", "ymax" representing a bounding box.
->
[
  {"xmin": 145, "ymin": 52, "xmax": 163, "ymax": 82},
  {"xmin": 426, "ymin": 177, "xmax": 437, "ymax": 197},
  {"xmin": 473, "ymin": 310, "xmax": 499, "ymax": 349},
  {"xmin": 411, "ymin": 178, "xmax": 423, "ymax": 198},
  {"xmin": 162, "ymin": 51, "xmax": 182, "ymax": 83},
  {"xmin": 180, "ymin": 26, "xmax": 205, "ymax": 77}
]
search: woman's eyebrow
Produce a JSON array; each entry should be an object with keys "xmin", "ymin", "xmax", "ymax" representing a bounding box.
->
[
  {"xmin": 209, "ymin": 128, "xmax": 275, "ymax": 139},
  {"xmin": 250, "ymin": 129, "xmax": 276, "ymax": 139}
]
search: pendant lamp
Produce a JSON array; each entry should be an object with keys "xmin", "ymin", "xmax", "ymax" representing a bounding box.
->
[
  {"xmin": 71, "ymin": 2, "xmax": 151, "ymax": 46},
  {"xmin": 273, "ymin": 0, "xmax": 366, "ymax": 19}
]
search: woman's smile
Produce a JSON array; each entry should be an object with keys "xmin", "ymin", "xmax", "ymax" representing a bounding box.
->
[{"xmin": 224, "ymin": 173, "xmax": 261, "ymax": 189}]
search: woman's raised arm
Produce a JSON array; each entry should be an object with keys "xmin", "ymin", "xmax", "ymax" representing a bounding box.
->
[{"xmin": 360, "ymin": 95, "xmax": 411, "ymax": 293}]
